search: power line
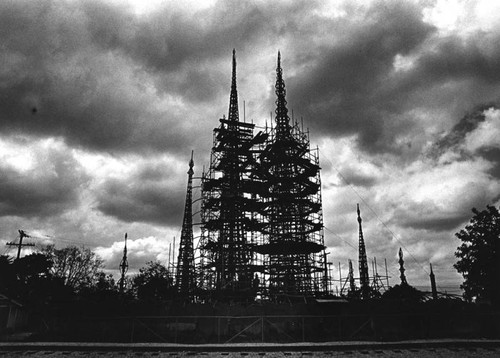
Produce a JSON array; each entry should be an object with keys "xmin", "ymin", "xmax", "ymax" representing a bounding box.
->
[
  {"xmin": 323, "ymin": 226, "xmax": 399, "ymax": 278},
  {"xmin": 323, "ymin": 157, "xmax": 430, "ymax": 276}
]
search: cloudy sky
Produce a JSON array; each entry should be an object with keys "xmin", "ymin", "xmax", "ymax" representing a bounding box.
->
[{"xmin": 1, "ymin": 0, "xmax": 500, "ymax": 293}]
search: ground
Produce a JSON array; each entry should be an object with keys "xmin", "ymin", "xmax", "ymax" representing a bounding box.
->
[{"xmin": 1, "ymin": 341, "xmax": 500, "ymax": 358}]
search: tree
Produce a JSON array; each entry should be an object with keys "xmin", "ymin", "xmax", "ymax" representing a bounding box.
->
[
  {"xmin": 454, "ymin": 205, "xmax": 500, "ymax": 305},
  {"xmin": 15, "ymin": 253, "xmax": 52, "ymax": 284},
  {"xmin": 43, "ymin": 245, "xmax": 104, "ymax": 292},
  {"xmin": 132, "ymin": 261, "xmax": 173, "ymax": 301},
  {"xmin": 0, "ymin": 255, "xmax": 16, "ymax": 294}
]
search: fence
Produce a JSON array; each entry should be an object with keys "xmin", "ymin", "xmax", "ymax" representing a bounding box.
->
[{"xmin": 39, "ymin": 312, "xmax": 500, "ymax": 343}]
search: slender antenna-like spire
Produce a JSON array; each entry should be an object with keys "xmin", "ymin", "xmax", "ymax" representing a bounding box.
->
[
  {"xmin": 348, "ymin": 259, "xmax": 356, "ymax": 294},
  {"xmin": 176, "ymin": 150, "xmax": 196, "ymax": 301},
  {"xmin": 357, "ymin": 204, "xmax": 370, "ymax": 298},
  {"xmin": 429, "ymin": 263, "xmax": 437, "ymax": 299},
  {"xmin": 228, "ymin": 49, "xmax": 239, "ymax": 122},
  {"xmin": 119, "ymin": 233, "xmax": 128, "ymax": 294},
  {"xmin": 275, "ymin": 51, "xmax": 291, "ymax": 138},
  {"xmin": 399, "ymin": 247, "xmax": 408, "ymax": 285}
]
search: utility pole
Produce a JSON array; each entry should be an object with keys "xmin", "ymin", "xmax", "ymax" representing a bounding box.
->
[{"xmin": 6, "ymin": 230, "xmax": 35, "ymax": 260}]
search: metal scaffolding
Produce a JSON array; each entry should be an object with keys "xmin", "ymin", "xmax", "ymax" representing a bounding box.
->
[
  {"xmin": 197, "ymin": 51, "xmax": 328, "ymax": 301},
  {"xmin": 255, "ymin": 52, "xmax": 327, "ymax": 298},
  {"xmin": 199, "ymin": 50, "xmax": 267, "ymax": 301}
]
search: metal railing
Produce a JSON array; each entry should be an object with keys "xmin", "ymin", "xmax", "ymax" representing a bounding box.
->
[{"xmin": 37, "ymin": 312, "xmax": 500, "ymax": 343}]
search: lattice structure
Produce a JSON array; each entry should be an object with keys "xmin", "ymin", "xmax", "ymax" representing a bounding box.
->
[
  {"xmin": 255, "ymin": 52, "xmax": 327, "ymax": 298},
  {"xmin": 398, "ymin": 247, "xmax": 407, "ymax": 285},
  {"xmin": 199, "ymin": 50, "xmax": 266, "ymax": 300},
  {"xmin": 357, "ymin": 204, "xmax": 370, "ymax": 299},
  {"xmin": 348, "ymin": 259, "xmax": 356, "ymax": 294},
  {"xmin": 176, "ymin": 152, "xmax": 197, "ymax": 301},
  {"xmin": 118, "ymin": 233, "xmax": 128, "ymax": 295}
]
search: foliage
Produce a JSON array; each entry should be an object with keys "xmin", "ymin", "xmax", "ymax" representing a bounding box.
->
[
  {"xmin": 14, "ymin": 253, "xmax": 52, "ymax": 284},
  {"xmin": 132, "ymin": 261, "xmax": 174, "ymax": 301},
  {"xmin": 43, "ymin": 245, "xmax": 104, "ymax": 292},
  {"xmin": 382, "ymin": 283, "xmax": 425, "ymax": 302},
  {"xmin": 0, "ymin": 255, "xmax": 16, "ymax": 293},
  {"xmin": 454, "ymin": 205, "xmax": 500, "ymax": 305}
]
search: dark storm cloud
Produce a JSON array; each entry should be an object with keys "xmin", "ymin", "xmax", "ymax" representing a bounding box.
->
[
  {"xmin": 338, "ymin": 166, "xmax": 379, "ymax": 187},
  {"xmin": 396, "ymin": 210, "xmax": 469, "ymax": 232},
  {"xmin": 431, "ymin": 103, "xmax": 497, "ymax": 156},
  {"xmin": 96, "ymin": 162, "xmax": 185, "ymax": 226},
  {"xmin": 101, "ymin": 1, "xmax": 274, "ymax": 74},
  {"xmin": 480, "ymin": 148, "xmax": 500, "ymax": 179},
  {"xmin": 285, "ymin": 1, "xmax": 434, "ymax": 144},
  {"xmin": 0, "ymin": 139, "xmax": 88, "ymax": 218},
  {"xmin": 0, "ymin": 0, "xmax": 322, "ymax": 156},
  {"xmin": 284, "ymin": 1, "xmax": 500, "ymax": 156},
  {"xmin": 0, "ymin": 0, "xmax": 247, "ymax": 155},
  {"xmin": 0, "ymin": 0, "xmax": 198, "ymax": 155}
]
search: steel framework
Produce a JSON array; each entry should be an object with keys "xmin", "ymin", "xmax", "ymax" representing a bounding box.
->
[
  {"xmin": 255, "ymin": 52, "xmax": 327, "ymax": 298},
  {"xmin": 357, "ymin": 204, "xmax": 370, "ymax": 298},
  {"xmin": 198, "ymin": 51, "xmax": 328, "ymax": 301},
  {"xmin": 118, "ymin": 233, "xmax": 128, "ymax": 295},
  {"xmin": 199, "ymin": 50, "xmax": 266, "ymax": 300},
  {"xmin": 175, "ymin": 152, "xmax": 197, "ymax": 301}
]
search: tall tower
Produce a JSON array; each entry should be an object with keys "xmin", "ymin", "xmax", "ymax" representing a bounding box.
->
[
  {"xmin": 200, "ymin": 50, "xmax": 265, "ymax": 300},
  {"xmin": 357, "ymin": 204, "xmax": 370, "ymax": 298},
  {"xmin": 429, "ymin": 263, "xmax": 437, "ymax": 299},
  {"xmin": 348, "ymin": 259, "xmax": 356, "ymax": 294},
  {"xmin": 257, "ymin": 52, "xmax": 326, "ymax": 298},
  {"xmin": 176, "ymin": 151, "xmax": 196, "ymax": 301},
  {"xmin": 118, "ymin": 233, "xmax": 128, "ymax": 294},
  {"xmin": 398, "ymin": 247, "xmax": 408, "ymax": 285}
]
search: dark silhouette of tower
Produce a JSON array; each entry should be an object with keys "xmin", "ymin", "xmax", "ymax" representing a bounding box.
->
[
  {"xmin": 199, "ymin": 51, "xmax": 327, "ymax": 301},
  {"xmin": 176, "ymin": 151, "xmax": 196, "ymax": 301},
  {"xmin": 399, "ymin": 247, "xmax": 408, "ymax": 285},
  {"xmin": 348, "ymin": 259, "xmax": 356, "ymax": 294},
  {"xmin": 429, "ymin": 263, "xmax": 437, "ymax": 299},
  {"xmin": 257, "ymin": 52, "xmax": 326, "ymax": 298},
  {"xmin": 118, "ymin": 233, "xmax": 128, "ymax": 294},
  {"xmin": 357, "ymin": 204, "xmax": 370, "ymax": 298},
  {"xmin": 200, "ymin": 50, "xmax": 266, "ymax": 300}
]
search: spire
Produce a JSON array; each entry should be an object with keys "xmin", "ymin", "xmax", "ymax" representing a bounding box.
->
[
  {"xmin": 176, "ymin": 151, "xmax": 196, "ymax": 301},
  {"xmin": 275, "ymin": 51, "xmax": 291, "ymax": 139},
  {"xmin": 398, "ymin": 247, "xmax": 407, "ymax": 285},
  {"xmin": 188, "ymin": 150, "xmax": 194, "ymax": 176},
  {"xmin": 228, "ymin": 49, "xmax": 239, "ymax": 122},
  {"xmin": 429, "ymin": 263, "xmax": 437, "ymax": 299},
  {"xmin": 357, "ymin": 204, "xmax": 370, "ymax": 298},
  {"xmin": 119, "ymin": 233, "xmax": 128, "ymax": 294},
  {"xmin": 348, "ymin": 259, "xmax": 356, "ymax": 294}
]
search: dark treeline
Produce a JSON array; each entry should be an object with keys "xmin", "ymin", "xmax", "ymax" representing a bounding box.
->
[{"xmin": 0, "ymin": 245, "xmax": 176, "ymax": 319}]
